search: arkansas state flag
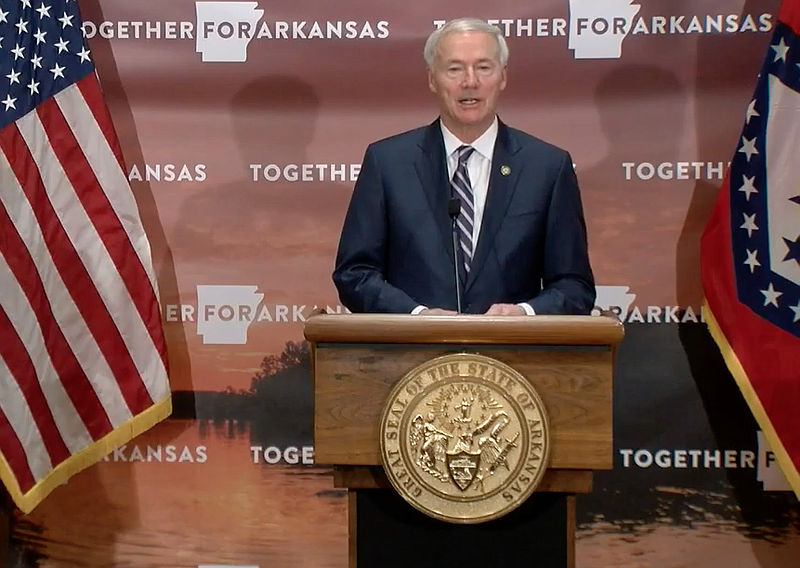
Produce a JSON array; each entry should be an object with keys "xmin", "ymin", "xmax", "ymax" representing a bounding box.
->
[{"xmin": 701, "ymin": 0, "xmax": 800, "ymax": 498}]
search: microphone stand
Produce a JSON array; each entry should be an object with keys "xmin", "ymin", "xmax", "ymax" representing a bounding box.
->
[{"xmin": 447, "ymin": 198, "xmax": 463, "ymax": 314}]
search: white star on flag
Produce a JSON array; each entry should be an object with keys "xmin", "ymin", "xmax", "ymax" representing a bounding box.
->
[
  {"xmin": 55, "ymin": 36, "xmax": 69, "ymax": 52},
  {"xmin": 745, "ymin": 99, "xmax": 760, "ymax": 124},
  {"xmin": 738, "ymin": 175, "xmax": 758, "ymax": 200},
  {"xmin": 6, "ymin": 69, "xmax": 21, "ymax": 85},
  {"xmin": 50, "ymin": 62, "xmax": 65, "ymax": 78},
  {"xmin": 744, "ymin": 249, "xmax": 761, "ymax": 273},
  {"xmin": 58, "ymin": 12, "xmax": 73, "ymax": 28},
  {"xmin": 34, "ymin": 28, "xmax": 46, "ymax": 43},
  {"xmin": 35, "ymin": 3, "xmax": 52, "ymax": 18},
  {"xmin": 741, "ymin": 212, "xmax": 759, "ymax": 237},
  {"xmin": 790, "ymin": 301, "xmax": 800, "ymax": 323},
  {"xmin": 772, "ymin": 37, "xmax": 790, "ymax": 62},
  {"xmin": 761, "ymin": 283, "xmax": 783, "ymax": 307},
  {"xmin": 738, "ymin": 136, "xmax": 759, "ymax": 161},
  {"xmin": 2, "ymin": 94, "xmax": 16, "ymax": 110}
]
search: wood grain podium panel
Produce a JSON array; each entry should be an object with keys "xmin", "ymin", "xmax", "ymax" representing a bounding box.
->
[{"xmin": 313, "ymin": 344, "xmax": 613, "ymax": 470}]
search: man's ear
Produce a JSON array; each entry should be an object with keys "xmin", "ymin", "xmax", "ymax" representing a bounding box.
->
[{"xmin": 427, "ymin": 68, "xmax": 437, "ymax": 93}]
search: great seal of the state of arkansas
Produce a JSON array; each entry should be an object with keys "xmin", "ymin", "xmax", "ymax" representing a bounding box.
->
[{"xmin": 379, "ymin": 353, "xmax": 551, "ymax": 524}]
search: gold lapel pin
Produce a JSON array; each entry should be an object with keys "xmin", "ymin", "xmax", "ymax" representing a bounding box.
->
[{"xmin": 500, "ymin": 165, "xmax": 511, "ymax": 176}]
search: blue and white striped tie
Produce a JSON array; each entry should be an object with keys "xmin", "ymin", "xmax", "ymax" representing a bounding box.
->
[{"xmin": 451, "ymin": 145, "xmax": 476, "ymax": 273}]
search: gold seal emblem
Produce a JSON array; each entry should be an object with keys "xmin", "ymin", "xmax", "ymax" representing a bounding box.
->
[
  {"xmin": 500, "ymin": 164, "xmax": 511, "ymax": 176},
  {"xmin": 379, "ymin": 353, "xmax": 550, "ymax": 524}
]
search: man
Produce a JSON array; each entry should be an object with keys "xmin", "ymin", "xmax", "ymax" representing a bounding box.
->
[{"xmin": 333, "ymin": 18, "xmax": 595, "ymax": 315}]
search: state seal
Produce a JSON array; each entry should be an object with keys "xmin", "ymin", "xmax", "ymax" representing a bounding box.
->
[{"xmin": 379, "ymin": 353, "xmax": 551, "ymax": 524}]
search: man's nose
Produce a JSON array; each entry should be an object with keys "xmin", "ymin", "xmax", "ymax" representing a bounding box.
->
[{"xmin": 461, "ymin": 67, "xmax": 479, "ymax": 87}]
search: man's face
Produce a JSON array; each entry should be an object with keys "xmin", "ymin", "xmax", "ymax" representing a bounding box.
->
[{"xmin": 428, "ymin": 30, "xmax": 507, "ymax": 137}]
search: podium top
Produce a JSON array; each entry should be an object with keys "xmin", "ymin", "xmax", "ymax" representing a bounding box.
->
[{"xmin": 303, "ymin": 314, "xmax": 623, "ymax": 346}]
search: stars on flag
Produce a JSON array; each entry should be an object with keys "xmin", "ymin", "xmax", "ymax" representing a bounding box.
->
[
  {"xmin": 738, "ymin": 136, "xmax": 759, "ymax": 161},
  {"xmin": 740, "ymin": 212, "xmax": 759, "ymax": 238},
  {"xmin": 738, "ymin": 175, "xmax": 758, "ymax": 201},
  {"xmin": 761, "ymin": 283, "xmax": 782, "ymax": 307},
  {"xmin": 771, "ymin": 37, "xmax": 789, "ymax": 63},
  {"xmin": 732, "ymin": 25, "xmax": 800, "ymax": 329},
  {"xmin": 1, "ymin": 0, "xmax": 94, "ymax": 124},
  {"xmin": 744, "ymin": 249, "xmax": 761, "ymax": 273}
]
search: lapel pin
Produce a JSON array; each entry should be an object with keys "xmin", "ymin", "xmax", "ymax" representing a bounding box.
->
[{"xmin": 500, "ymin": 165, "xmax": 511, "ymax": 176}]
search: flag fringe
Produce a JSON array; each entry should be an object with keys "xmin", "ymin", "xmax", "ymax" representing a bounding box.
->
[
  {"xmin": 703, "ymin": 299, "xmax": 800, "ymax": 499},
  {"xmin": 0, "ymin": 395, "xmax": 172, "ymax": 514}
]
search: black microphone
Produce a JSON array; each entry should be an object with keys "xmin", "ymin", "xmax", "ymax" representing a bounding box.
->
[{"xmin": 447, "ymin": 198, "xmax": 463, "ymax": 314}]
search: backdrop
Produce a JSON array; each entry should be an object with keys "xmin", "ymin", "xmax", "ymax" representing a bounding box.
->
[{"xmin": 10, "ymin": 0, "xmax": 800, "ymax": 566}]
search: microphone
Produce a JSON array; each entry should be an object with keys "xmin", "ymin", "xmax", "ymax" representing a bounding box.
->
[{"xmin": 447, "ymin": 198, "xmax": 463, "ymax": 314}]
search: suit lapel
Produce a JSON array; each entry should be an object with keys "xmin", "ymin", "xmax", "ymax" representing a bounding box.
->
[
  {"xmin": 414, "ymin": 120, "xmax": 456, "ymax": 268},
  {"xmin": 466, "ymin": 121, "xmax": 523, "ymax": 292}
]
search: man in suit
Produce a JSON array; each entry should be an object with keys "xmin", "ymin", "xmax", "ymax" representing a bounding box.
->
[{"xmin": 333, "ymin": 17, "xmax": 595, "ymax": 315}]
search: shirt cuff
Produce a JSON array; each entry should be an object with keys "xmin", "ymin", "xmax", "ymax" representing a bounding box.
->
[
  {"xmin": 517, "ymin": 302, "xmax": 536, "ymax": 316},
  {"xmin": 411, "ymin": 305, "xmax": 427, "ymax": 315}
]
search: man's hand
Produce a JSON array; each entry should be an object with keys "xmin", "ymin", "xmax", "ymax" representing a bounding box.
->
[
  {"xmin": 418, "ymin": 308, "xmax": 458, "ymax": 315},
  {"xmin": 485, "ymin": 303, "xmax": 525, "ymax": 316}
]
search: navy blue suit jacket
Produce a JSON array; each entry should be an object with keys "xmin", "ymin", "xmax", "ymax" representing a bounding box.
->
[{"xmin": 333, "ymin": 119, "xmax": 595, "ymax": 315}]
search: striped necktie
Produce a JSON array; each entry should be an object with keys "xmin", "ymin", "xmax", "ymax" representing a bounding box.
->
[{"xmin": 451, "ymin": 145, "xmax": 476, "ymax": 274}]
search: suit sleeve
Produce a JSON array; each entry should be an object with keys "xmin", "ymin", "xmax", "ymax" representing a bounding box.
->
[
  {"xmin": 332, "ymin": 146, "xmax": 421, "ymax": 313},
  {"xmin": 526, "ymin": 153, "xmax": 596, "ymax": 315}
]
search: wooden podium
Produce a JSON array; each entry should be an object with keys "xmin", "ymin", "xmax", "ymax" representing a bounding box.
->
[{"xmin": 304, "ymin": 314, "xmax": 623, "ymax": 568}]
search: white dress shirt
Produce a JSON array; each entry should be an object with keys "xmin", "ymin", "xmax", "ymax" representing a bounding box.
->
[
  {"xmin": 411, "ymin": 116, "xmax": 535, "ymax": 315},
  {"xmin": 441, "ymin": 118, "xmax": 497, "ymax": 248}
]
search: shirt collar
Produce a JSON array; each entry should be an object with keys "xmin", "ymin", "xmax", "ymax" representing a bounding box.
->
[{"xmin": 440, "ymin": 116, "xmax": 498, "ymax": 161}]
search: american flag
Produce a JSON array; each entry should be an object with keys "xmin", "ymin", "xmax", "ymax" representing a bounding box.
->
[
  {"xmin": 0, "ymin": 0, "xmax": 171, "ymax": 513},
  {"xmin": 701, "ymin": 0, "xmax": 800, "ymax": 498}
]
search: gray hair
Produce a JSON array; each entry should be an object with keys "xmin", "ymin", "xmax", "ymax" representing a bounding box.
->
[{"xmin": 423, "ymin": 18, "xmax": 509, "ymax": 68}]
